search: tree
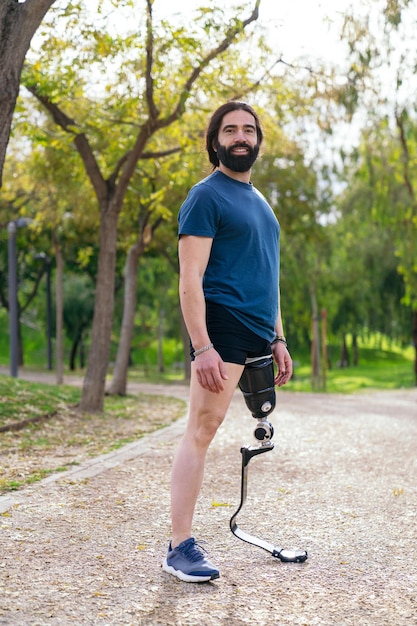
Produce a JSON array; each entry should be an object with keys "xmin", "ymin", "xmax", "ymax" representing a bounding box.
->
[
  {"xmin": 343, "ymin": 120, "xmax": 417, "ymax": 379},
  {"xmin": 63, "ymin": 273, "xmax": 95, "ymax": 370},
  {"xmin": 22, "ymin": 0, "xmax": 262, "ymax": 411},
  {"xmin": 253, "ymin": 107, "xmax": 332, "ymax": 387},
  {"xmin": 0, "ymin": 218, "xmax": 50, "ymax": 367},
  {"xmin": 0, "ymin": 0, "xmax": 56, "ymax": 187},
  {"xmin": 108, "ymin": 124, "xmax": 209, "ymax": 393},
  {"xmin": 3, "ymin": 116, "xmax": 101, "ymax": 381},
  {"xmin": 338, "ymin": 0, "xmax": 417, "ymax": 383},
  {"xmin": 107, "ymin": 153, "xmax": 182, "ymax": 395}
]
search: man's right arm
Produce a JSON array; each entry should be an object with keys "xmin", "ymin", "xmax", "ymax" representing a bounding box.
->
[
  {"xmin": 178, "ymin": 235, "xmax": 212, "ymax": 351},
  {"xmin": 178, "ymin": 235, "xmax": 228, "ymax": 392}
]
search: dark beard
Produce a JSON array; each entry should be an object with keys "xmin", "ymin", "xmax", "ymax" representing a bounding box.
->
[{"xmin": 215, "ymin": 141, "xmax": 259, "ymax": 173}]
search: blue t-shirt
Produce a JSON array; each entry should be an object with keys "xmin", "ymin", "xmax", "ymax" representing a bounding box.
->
[{"xmin": 178, "ymin": 170, "xmax": 280, "ymax": 341}]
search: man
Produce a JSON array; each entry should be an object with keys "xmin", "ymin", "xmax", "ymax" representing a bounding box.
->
[{"xmin": 162, "ymin": 101, "xmax": 292, "ymax": 583}]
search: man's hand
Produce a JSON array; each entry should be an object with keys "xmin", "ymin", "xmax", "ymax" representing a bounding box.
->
[
  {"xmin": 194, "ymin": 348, "xmax": 229, "ymax": 393},
  {"xmin": 272, "ymin": 342, "xmax": 293, "ymax": 387}
]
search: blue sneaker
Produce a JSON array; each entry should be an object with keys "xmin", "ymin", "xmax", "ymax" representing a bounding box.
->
[{"xmin": 162, "ymin": 537, "xmax": 220, "ymax": 582}]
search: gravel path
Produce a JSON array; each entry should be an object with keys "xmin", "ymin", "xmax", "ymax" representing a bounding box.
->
[{"xmin": 1, "ymin": 383, "xmax": 416, "ymax": 625}]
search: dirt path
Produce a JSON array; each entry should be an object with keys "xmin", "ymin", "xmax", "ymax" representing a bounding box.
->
[{"xmin": 1, "ymin": 382, "xmax": 416, "ymax": 625}]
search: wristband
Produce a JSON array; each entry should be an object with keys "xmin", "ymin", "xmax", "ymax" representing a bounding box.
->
[
  {"xmin": 271, "ymin": 335, "xmax": 287, "ymax": 347},
  {"xmin": 193, "ymin": 343, "xmax": 214, "ymax": 357}
]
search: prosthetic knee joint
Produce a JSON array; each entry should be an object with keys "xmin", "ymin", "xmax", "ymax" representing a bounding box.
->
[{"xmin": 238, "ymin": 355, "xmax": 275, "ymax": 444}]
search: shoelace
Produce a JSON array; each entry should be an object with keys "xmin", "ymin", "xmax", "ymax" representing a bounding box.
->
[{"xmin": 178, "ymin": 539, "xmax": 208, "ymax": 563}]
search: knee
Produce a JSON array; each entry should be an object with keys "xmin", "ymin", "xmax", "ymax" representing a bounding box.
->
[{"xmin": 188, "ymin": 410, "xmax": 224, "ymax": 449}]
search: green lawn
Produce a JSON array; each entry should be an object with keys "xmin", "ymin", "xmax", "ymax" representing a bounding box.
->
[
  {"xmin": 288, "ymin": 345, "xmax": 415, "ymax": 393},
  {"xmin": 0, "ymin": 377, "xmax": 81, "ymax": 428}
]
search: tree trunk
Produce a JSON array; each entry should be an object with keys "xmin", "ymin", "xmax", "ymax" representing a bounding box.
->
[
  {"xmin": 18, "ymin": 316, "xmax": 24, "ymax": 367},
  {"xmin": 339, "ymin": 335, "xmax": 350, "ymax": 368},
  {"xmin": 80, "ymin": 208, "xmax": 119, "ymax": 412},
  {"xmin": 69, "ymin": 333, "xmax": 81, "ymax": 371},
  {"xmin": 80, "ymin": 339, "xmax": 86, "ymax": 369},
  {"xmin": 107, "ymin": 240, "xmax": 144, "ymax": 396},
  {"xmin": 321, "ymin": 308, "xmax": 327, "ymax": 391},
  {"xmin": 157, "ymin": 306, "xmax": 165, "ymax": 373},
  {"xmin": 352, "ymin": 333, "xmax": 358, "ymax": 366},
  {"xmin": 54, "ymin": 237, "xmax": 64, "ymax": 384},
  {"xmin": 310, "ymin": 281, "xmax": 321, "ymax": 390},
  {"xmin": 0, "ymin": 0, "xmax": 56, "ymax": 186}
]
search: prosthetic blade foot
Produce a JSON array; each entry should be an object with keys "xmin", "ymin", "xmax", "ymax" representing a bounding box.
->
[{"xmin": 229, "ymin": 445, "xmax": 308, "ymax": 564}]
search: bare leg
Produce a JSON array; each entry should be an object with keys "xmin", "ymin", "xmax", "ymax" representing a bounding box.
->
[{"xmin": 170, "ymin": 361, "xmax": 244, "ymax": 548}]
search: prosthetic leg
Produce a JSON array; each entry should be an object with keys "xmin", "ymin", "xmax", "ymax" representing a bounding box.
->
[{"xmin": 229, "ymin": 355, "xmax": 308, "ymax": 563}]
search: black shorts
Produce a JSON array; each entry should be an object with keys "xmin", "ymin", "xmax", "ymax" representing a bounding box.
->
[{"xmin": 190, "ymin": 301, "xmax": 272, "ymax": 365}]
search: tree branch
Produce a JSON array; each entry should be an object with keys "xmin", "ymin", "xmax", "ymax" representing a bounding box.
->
[
  {"xmin": 140, "ymin": 146, "xmax": 181, "ymax": 159},
  {"xmin": 108, "ymin": 146, "xmax": 181, "ymax": 188},
  {"xmin": 0, "ymin": 270, "xmax": 8, "ymax": 310},
  {"xmin": 395, "ymin": 108, "xmax": 415, "ymax": 202},
  {"xmin": 24, "ymin": 83, "xmax": 109, "ymax": 205},
  {"xmin": 159, "ymin": 0, "xmax": 261, "ymax": 128},
  {"xmin": 145, "ymin": 0, "xmax": 159, "ymax": 121},
  {"xmin": 110, "ymin": 117, "xmax": 159, "ymax": 206},
  {"xmin": 20, "ymin": 265, "xmax": 45, "ymax": 314},
  {"xmin": 231, "ymin": 57, "xmax": 285, "ymax": 101}
]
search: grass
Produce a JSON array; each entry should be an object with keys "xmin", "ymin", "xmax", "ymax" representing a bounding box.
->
[
  {"xmin": 0, "ymin": 377, "xmax": 81, "ymax": 427},
  {"xmin": 287, "ymin": 344, "xmax": 415, "ymax": 393},
  {"xmin": 0, "ymin": 375, "xmax": 186, "ymax": 494}
]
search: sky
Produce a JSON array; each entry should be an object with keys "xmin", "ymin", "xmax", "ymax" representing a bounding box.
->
[
  {"xmin": 84, "ymin": 0, "xmax": 361, "ymax": 76},
  {"xmin": 153, "ymin": 0, "xmax": 356, "ymax": 66}
]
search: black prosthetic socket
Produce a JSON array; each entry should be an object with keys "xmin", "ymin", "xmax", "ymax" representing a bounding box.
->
[
  {"xmin": 238, "ymin": 355, "xmax": 276, "ymax": 443},
  {"xmin": 238, "ymin": 355, "xmax": 276, "ymax": 418}
]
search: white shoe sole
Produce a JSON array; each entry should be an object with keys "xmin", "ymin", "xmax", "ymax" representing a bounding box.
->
[{"xmin": 162, "ymin": 558, "xmax": 219, "ymax": 583}]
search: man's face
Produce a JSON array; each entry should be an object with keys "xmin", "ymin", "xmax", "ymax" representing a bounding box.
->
[{"xmin": 215, "ymin": 110, "xmax": 260, "ymax": 173}]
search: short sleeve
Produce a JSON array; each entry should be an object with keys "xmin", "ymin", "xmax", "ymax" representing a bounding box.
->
[{"xmin": 178, "ymin": 183, "xmax": 220, "ymax": 237}]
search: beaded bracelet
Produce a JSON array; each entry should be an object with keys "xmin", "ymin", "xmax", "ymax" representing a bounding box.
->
[{"xmin": 193, "ymin": 343, "xmax": 214, "ymax": 357}]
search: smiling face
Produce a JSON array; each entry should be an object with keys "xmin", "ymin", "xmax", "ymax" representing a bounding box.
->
[{"xmin": 214, "ymin": 109, "xmax": 260, "ymax": 175}]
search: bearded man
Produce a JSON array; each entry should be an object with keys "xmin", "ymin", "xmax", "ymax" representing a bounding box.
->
[{"xmin": 162, "ymin": 101, "xmax": 292, "ymax": 582}]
